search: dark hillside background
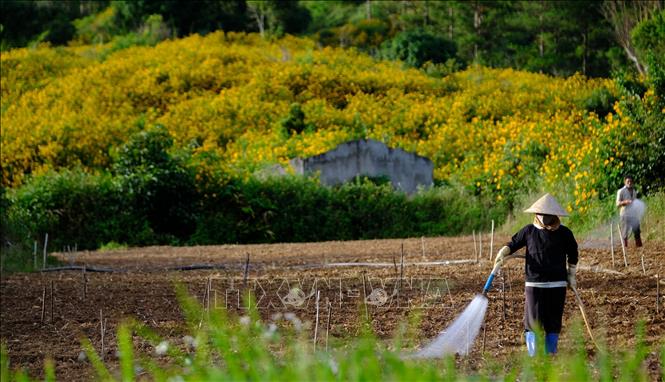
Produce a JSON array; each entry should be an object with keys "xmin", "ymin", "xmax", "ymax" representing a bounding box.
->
[{"xmin": 2, "ymin": 0, "xmax": 662, "ymax": 77}]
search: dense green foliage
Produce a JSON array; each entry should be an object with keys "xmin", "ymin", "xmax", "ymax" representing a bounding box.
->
[
  {"xmin": 2, "ymin": 168, "xmax": 506, "ymax": 254},
  {"xmin": 2, "ymin": 1, "xmax": 661, "ymax": 77},
  {"xmin": 380, "ymin": 30, "xmax": 457, "ymax": 68}
]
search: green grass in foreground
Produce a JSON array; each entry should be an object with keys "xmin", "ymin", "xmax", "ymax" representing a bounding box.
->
[{"xmin": 2, "ymin": 288, "xmax": 663, "ymax": 381}]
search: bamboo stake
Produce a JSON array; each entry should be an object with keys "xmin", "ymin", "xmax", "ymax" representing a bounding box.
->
[
  {"xmin": 41, "ymin": 285, "xmax": 46, "ymax": 323},
  {"xmin": 82, "ymin": 266, "xmax": 87, "ymax": 300},
  {"xmin": 325, "ymin": 300, "xmax": 332, "ymax": 352},
  {"xmin": 399, "ymin": 244, "xmax": 404, "ymax": 292},
  {"xmin": 481, "ymin": 323, "xmax": 487, "ymax": 353},
  {"xmin": 243, "ymin": 253, "xmax": 250, "ymax": 288},
  {"xmin": 100, "ymin": 309, "xmax": 105, "ymax": 360},
  {"xmin": 490, "ymin": 220, "xmax": 495, "ymax": 262},
  {"xmin": 207, "ymin": 277, "xmax": 212, "ymax": 313},
  {"xmin": 421, "ymin": 236, "xmax": 426, "ymax": 259},
  {"xmin": 472, "ymin": 231, "xmax": 478, "ymax": 263},
  {"xmin": 617, "ymin": 223, "xmax": 627, "ymax": 267},
  {"xmin": 313, "ymin": 290, "xmax": 320, "ymax": 349},
  {"xmin": 50, "ymin": 280, "xmax": 54, "ymax": 322},
  {"xmin": 501, "ymin": 272, "xmax": 506, "ymax": 321},
  {"xmin": 338, "ymin": 279, "xmax": 343, "ymax": 308},
  {"xmin": 656, "ymin": 274, "xmax": 660, "ymax": 314},
  {"xmin": 610, "ymin": 223, "xmax": 615, "ymax": 267},
  {"xmin": 479, "ymin": 232, "xmax": 483, "ymax": 261},
  {"xmin": 42, "ymin": 233, "xmax": 48, "ymax": 269},
  {"xmin": 33, "ymin": 241, "xmax": 37, "ymax": 269},
  {"xmin": 202, "ymin": 281, "xmax": 208, "ymax": 310},
  {"xmin": 640, "ymin": 251, "xmax": 646, "ymax": 275},
  {"xmin": 445, "ymin": 278, "xmax": 454, "ymax": 308},
  {"xmin": 392, "ymin": 256, "xmax": 398, "ymax": 274},
  {"xmin": 361, "ymin": 273, "xmax": 369, "ymax": 321}
]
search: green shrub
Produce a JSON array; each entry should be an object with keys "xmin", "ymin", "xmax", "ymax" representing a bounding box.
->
[
  {"xmin": 6, "ymin": 169, "xmax": 136, "ymax": 251},
  {"xmin": 583, "ymin": 87, "xmax": 618, "ymax": 117},
  {"xmin": 381, "ymin": 30, "xmax": 457, "ymax": 68},
  {"xmin": 113, "ymin": 125, "xmax": 198, "ymax": 242}
]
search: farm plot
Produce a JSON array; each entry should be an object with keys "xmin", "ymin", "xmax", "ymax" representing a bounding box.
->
[{"xmin": 1, "ymin": 235, "xmax": 664, "ymax": 380}]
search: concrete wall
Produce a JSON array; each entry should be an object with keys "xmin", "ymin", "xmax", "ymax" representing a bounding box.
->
[{"xmin": 290, "ymin": 139, "xmax": 433, "ymax": 193}]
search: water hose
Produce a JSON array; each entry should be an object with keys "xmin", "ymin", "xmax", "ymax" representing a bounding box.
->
[{"xmin": 482, "ymin": 253, "xmax": 524, "ymax": 295}]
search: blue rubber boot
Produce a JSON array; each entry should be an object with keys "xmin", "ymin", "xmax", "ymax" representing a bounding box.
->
[
  {"xmin": 525, "ymin": 331, "xmax": 536, "ymax": 357},
  {"xmin": 545, "ymin": 333, "xmax": 559, "ymax": 354}
]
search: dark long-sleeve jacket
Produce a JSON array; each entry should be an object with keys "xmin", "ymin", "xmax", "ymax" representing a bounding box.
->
[{"xmin": 507, "ymin": 224, "xmax": 578, "ymax": 283}]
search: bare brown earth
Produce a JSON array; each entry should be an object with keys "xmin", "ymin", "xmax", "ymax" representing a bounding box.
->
[{"xmin": 1, "ymin": 235, "xmax": 664, "ymax": 381}]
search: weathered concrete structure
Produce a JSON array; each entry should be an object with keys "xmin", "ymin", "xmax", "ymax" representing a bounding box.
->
[{"xmin": 290, "ymin": 139, "xmax": 433, "ymax": 193}]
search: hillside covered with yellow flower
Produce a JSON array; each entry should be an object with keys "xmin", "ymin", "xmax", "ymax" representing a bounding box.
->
[{"xmin": 1, "ymin": 32, "xmax": 659, "ymax": 213}]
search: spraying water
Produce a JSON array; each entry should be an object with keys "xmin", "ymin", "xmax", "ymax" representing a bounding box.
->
[
  {"xmin": 580, "ymin": 198, "xmax": 646, "ymax": 249},
  {"xmin": 407, "ymin": 294, "xmax": 488, "ymax": 358},
  {"xmin": 405, "ymin": 259, "xmax": 516, "ymax": 359},
  {"xmin": 624, "ymin": 198, "xmax": 646, "ymax": 222}
]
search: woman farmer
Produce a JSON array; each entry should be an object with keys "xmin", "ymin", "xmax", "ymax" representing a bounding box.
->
[{"xmin": 493, "ymin": 193, "xmax": 578, "ymax": 356}]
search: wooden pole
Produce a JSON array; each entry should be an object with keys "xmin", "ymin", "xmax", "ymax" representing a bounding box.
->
[
  {"xmin": 617, "ymin": 223, "xmax": 627, "ymax": 267},
  {"xmin": 640, "ymin": 251, "xmax": 646, "ymax": 275},
  {"xmin": 42, "ymin": 233, "xmax": 48, "ymax": 269},
  {"xmin": 656, "ymin": 274, "xmax": 660, "ymax": 314},
  {"xmin": 490, "ymin": 220, "xmax": 495, "ymax": 262},
  {"xmin": 572, "ymin": 287, "xmax": 599, "ymax": 350},
  {"xmin": 82, "ymin": 266, "xmax": 87, "ymax": 300},
  {"xmin": 399, "ymin": 244, "xmax": 404, "ymax": 292},
  {"xmin": 100, "ymin": 309, "xmax": 106, "ymax": 361},
  {"xmin": 501, "ymin": 272, "xmax": 506, "ymax": 321},
  {"xmin": 325, "ymin": 301, "xmax": 332, "ymax": 352},
  {"xmin": 610, "ymin": 223, "xmax": 615, "ymax": 267},
  {"xmin": 243, "ymin": 253, "xmax": 250, "ymax": 288},
  {"xmin": 392, "ymin": 255, "xmax": 398, "ymax": 274},
  {"xmin": 472, "ymin": 231, "xmax": 478, "ymax": 263},
  {"xmin": 362, "ymin": 273, "xmax": 369, "ymax": 321},
  {"xmin": 481, "ymin": 323, "xmax": 487, "ymax": 353},
  {"xmin": 50, "ymin": 280, "xmax": 54, "ymax": 322},
  {"xmin": 421, "ymin": 236, "xmax": 426, "ymax": 259},
  {"xmin": 313, "ymin": 290, "xmax": 320, "ymax": 349},
  {"xmin": 480, "ymin": 231, "xmax": 484, "ymax": 261},
  {"xmin": 445, "ymin": 278, "xmax": 454, "ymax": 308},
  {"xmin": 205, "ymin": 279, "xmax": 212, "ymax": 313},
  {"xmin": 41, "ymin": 285, "xmax": 46, "ymax": 323}
]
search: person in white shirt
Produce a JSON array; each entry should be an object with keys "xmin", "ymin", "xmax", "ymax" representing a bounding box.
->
[{"xmin": 616, "ymin": 175, "xmax": 642, "ymax": 247}]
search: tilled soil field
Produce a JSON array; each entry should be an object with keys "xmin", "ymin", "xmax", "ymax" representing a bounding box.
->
[{"xmin": 1, "ymin": 235, "xmax": 664, "ymax": 380}]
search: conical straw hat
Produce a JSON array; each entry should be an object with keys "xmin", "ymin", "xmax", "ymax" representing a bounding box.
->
[{"xmin": 524, "ymin": 193, "xmax": 569, "ymax": 216}]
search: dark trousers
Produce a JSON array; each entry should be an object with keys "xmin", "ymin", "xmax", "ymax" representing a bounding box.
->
[{"xmin": 524, "ymin": 286, "xmax": 567, "ymax": 334}]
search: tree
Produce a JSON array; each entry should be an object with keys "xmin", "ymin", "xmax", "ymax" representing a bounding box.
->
[
  {"xmin": 114, "ymin": 125, "xmax": 197, "ymax": 241},
  {"xmin": 247, "ymin": 0, "xmax": 310, "ymax": 38},
  {"xmin": 380, "ymin": 30, "xmax": 456, "ymax": 68},
  {"xmin": 0, "ymin": 0, "xmax": 105, "ymax": 49},
  {"xmin": 114, "ymin": 0, "xmax": 248, "ymax": 38},
  {"xmin": 631, "ymin": 9, "xmax": 665, "ymax": 69},
  {"xmin": 601, "ymin": 0, "xmax": 662, "ymax": 75}
]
